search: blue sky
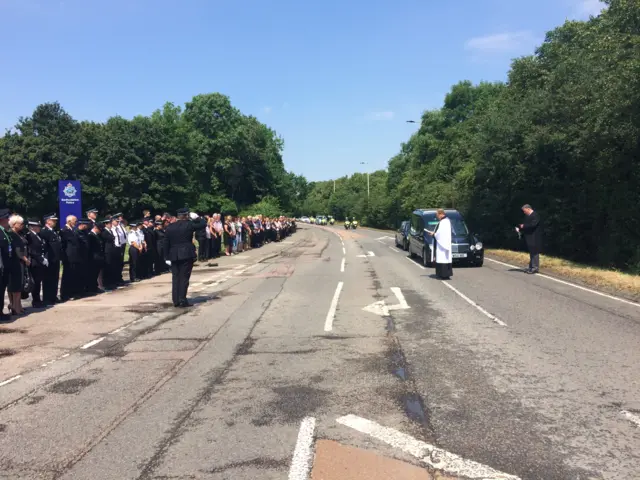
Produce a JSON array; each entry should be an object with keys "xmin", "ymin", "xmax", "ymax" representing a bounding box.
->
[{"xmin": 0, "ymin": 0, "xmax": 605, "ymax": 181}]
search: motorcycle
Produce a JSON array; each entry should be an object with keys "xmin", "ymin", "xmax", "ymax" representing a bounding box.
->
[
  {"xmin": 351, "ymin": 221, "xmax": 358, "ymax": 230},
  {"xmin": 344, "ymin": 221, "xmax": 351, "ymax": 230}
]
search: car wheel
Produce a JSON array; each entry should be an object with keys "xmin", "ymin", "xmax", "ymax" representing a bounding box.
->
[
  {"xmin": 423, "ymin": 248, "xmax": 431, "ymax": 267},
  {"xmin": 475, "ymin": 260, "xmax": 484, "ymax": 267}
]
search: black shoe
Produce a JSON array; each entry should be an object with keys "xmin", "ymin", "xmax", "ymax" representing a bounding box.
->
[
  {"xmin": 32, "ymin": 301, "xmax": 45, "ymax": 308},
  {"xmin": 178, "ymin": 301, "xmax": 192, "ymax": 308}
]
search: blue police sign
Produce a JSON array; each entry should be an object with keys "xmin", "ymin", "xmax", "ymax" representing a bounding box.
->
[{"xmin": 58, "ymin": 180, "xmax": 82, "ymax": 222}]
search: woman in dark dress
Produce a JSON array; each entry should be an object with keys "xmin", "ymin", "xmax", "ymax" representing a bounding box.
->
[
  {"xmin": 223, "ymin": 216, "xmax": 234, "ymax": 256},
  {"xmin": 7, "ymin": 215, "xmax": 30, "ymax": 315}
]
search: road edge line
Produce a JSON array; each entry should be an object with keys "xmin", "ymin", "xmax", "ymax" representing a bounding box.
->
[
  {"xmin": 324, "ymin": 282, "xmax": 344, "ymax": 332},
  {"xmin": 288, "ymin": 416, "xmax": 316, "ymax": 480}
]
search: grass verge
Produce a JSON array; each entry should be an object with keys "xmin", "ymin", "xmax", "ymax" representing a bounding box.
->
[{"xmin": 486, "ymin": 249, "xmax": 640, "ymax": 300}]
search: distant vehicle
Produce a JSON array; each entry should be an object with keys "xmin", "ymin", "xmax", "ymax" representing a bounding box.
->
[
  {"xmin": 300, "ymin": 216, "xmax": 310, "ymax": 223},
  {"xmin": 395, "ymin": 220, "xmax": 411, "ymax": 251},
  {"xmin": 344, "ymin": 219, "xmax": 351, "ymax": 230},
  {"xmin": 328, "ymin": 216, "xmax": 335, "ymax": 225},
  {"xmin": 351, "ymin": 219, "xmax": 358, "ymax": 229},
  {"xmin": 408, "ymin": 209, "xmax": 483, "ymax": 267}
]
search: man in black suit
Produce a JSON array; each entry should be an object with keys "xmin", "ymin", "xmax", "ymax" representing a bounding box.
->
[
  {"xmin": 101, "ymin": 217, "xmax": 119, "ymax": 290},
  {"xmin": 141, "ymin": 217, "xmax": 157, "ymax": 278},
  {"xmin": 163, "ymin": 208, "xmax": 206, "ymax": 307},
  {"xmin": 40, "ymin": 213, "xmax": 61, "ymax": 305},
  {"xmin": 518, "ymin": 204, "xmax": 542, "ymax": 274},
  {"xmin": 26, "ymin": 220, "xmax": 48, "ymax": 308},
  {"xmin": 0, "ymin": 208, "xmax": 12, "ymax": 319},
  {"xmin": 154, "ymin": 220, "xmax": 167, "ymax": 274},
  {"xmin": 88, "ymin": 220, "xmax": 105, "ymax": 293}
]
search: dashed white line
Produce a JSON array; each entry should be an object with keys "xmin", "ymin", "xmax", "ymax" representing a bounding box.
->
[
  {"xmin": 288, "ymin": 416, "xmax": 316, "ymax": 480},
  {"xmin": 340, "ymin": 258, "xmax": 345, "ymax": 273},
  {"xmin": 486, "ymin": 257, "xmax": 640, "ymax": 308},
  {"xmin": 0, "ymin": 375, "xmax": 21, "ymax": 387},
  {"xmin": 621, "ymin": 410, "xmax": 640, "ymax": 427},
  {"xmin": 342, "ymin": 247, "xmax": 346, "ymax": 255},
  {"xmin": 389, "ymin": 246, "xmax": 400, "ymax": 253},
  {"xmin": 404, "ymin": 256, "xmax": 427, "ymax": 270},
  {"xmin": 109, "ymin": 326, "xmax": 127, "ymax": 334},
  {"xmin": 442, "ymin": 282, "xmax": 507, "ymax": 326},
  {"xmin": 81, "ymin": 337, "xmax": 106, "ymax": 349},
  {"xmin": 61, "ymin": 353, "xmax": 70, "ymax": 358},
  {"xmin": 337, "ymin": 415, "xmax": 520, "ymax": 480},
  {"xmin": 324, "ymin": 281, "xmax": 344, "ymax": 332}
]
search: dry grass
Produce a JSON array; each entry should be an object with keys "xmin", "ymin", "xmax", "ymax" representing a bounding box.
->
[{"xmin": 487, "ymin": 249, "xmax": 640, "ymax": 300}]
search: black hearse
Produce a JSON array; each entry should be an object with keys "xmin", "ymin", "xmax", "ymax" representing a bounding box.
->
[{"xmin": 408, "ymin": 209, "xmax": 483, "ymax": 267}]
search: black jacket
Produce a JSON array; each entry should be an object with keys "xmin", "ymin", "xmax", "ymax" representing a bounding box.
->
[
  {"xmin": 0, "ymin": 226, "xmax": 11, "ymax": 272},
  {"xmin": 154, "ymin": 228, "xmax": 166, "ymax": 254},
  {"xmin": 27, "ymin": 231, "xmax": 47, "ymax": 268},
  {"xmin": 163, "ymin": 219, "xmax": 206, "ymax": 262},
  {"xmin": 77, "ymin": 230, "xmax": 90, "ymax": 263},
  {"xmin": 101, "ymin": 229, "xmax": 118, "ymax": 262},
  {"xmin": 522, "ymin": 211, "xmax": 542, "ymax": 254},
  {"xmin": 143, "ymin": 226, "xmax": 156, "ymax": 253},
  {"xmin": 89, "ymin": 230, "xmax": 105, "ymax": 263},
  {"xmin": 60, "ymin": 226, "xmax": 81, "ymax": 263},
  {"xmin": 40, "ymin": 226, "xmax": 62, "ymax": 264}
]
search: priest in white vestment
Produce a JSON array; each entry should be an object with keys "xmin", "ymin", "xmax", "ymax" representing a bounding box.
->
[{"xmin": 426, "ymin": 209, "xmax": 453, "ymax": 279}]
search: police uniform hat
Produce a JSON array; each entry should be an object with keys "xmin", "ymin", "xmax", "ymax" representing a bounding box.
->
[
  {"xmin": 113, "ymin": 212, "xmax": 123, "ymax": 218},
  {"xmin": 86, "ymin": 208, "xmax": 98, "ymax": 215},
  {"xmin": 78, "ymin": 218, "xmax": 92, "ymax": 225},
  {"xmin": 28, "ymin": 219, "xmax": 41, "ymax": 227},
  {"xmin": 176, "ymin": 207, "xmax": 189, "ymax": 216},
  {"xmin": 155, "ymin": 220, "xmax": 163, "ymax": 225},
  {"xmin": 0, "ymin": 208, "xmax": 11, "ymax": 219},
  {"xmin": 43, "ymin": 212, "xmax": 58, "ymax": 221},
  {"xmin": 130, "ymin": 220, "xmax": 140, "ymax": 227}
]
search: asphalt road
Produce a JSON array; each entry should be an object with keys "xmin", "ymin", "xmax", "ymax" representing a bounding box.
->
[{"xmin": 0, "ymin": 224, "xmax": 638, "ymax": 479}]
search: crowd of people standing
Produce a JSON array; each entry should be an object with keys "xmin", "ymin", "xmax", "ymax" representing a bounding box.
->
[{"xmin": 0, "ymin": 207, "xmax": 296, "ymax": 321}]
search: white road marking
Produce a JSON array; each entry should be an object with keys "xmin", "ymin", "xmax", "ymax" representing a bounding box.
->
[
  {"xmin": 288, "ymin": 416, "xmax": 316, "ymax": 480},
  {"xmin": 340, "ymin": 257, "xmax": 345, "ymax": 273},
  {"xmin": 486, "ymin": 257, "xmax": 640, "ymax": 308},
  {"xmin": 621, "ymin": 410, "xmax": 640, "ymax": 427},
  {"xmin": 389, "ymin": 246, "xmax": 400, "ymax": 253},
  {"xmin": 404, "ymin": 256, "xmax": 427, "ymax": 270},
  {"xmin": 81, "ymin": 337, "xmax": 106, "ymax": 349},
  {"xmin": 390, "ymin": 287, "xmax": 409, "ymax": 309},
  {"xmin": 442, "ymin": 282, "xmax": 507, "ymax": 327},
  {"xmin": 109, "ymin": 326, "xmax": 127, "ymax": 334},
  {"xmin": 356, "ymin": 251, "xmax": 375, "ymax": 258},
  {"xmin": 190, "ymin": 282, "xmax": 202, "ymax": 288},
  {"xmin": 342, "ymin": 247, "xmax": 346, "ymax": 255},
  {"xmin": 376, "ymin": 236, "xmax": 394, "ymax": 241},
  {"xmin": 337, "ymin": 414, "xmax": 520, "ymax": 480},
  {"xmin": 324, "ymin": 282, "xmax": 344, "ymax": 332},
  {"xmin": 61, "ymin": 353, "xmax": 70, "ymax": 358},
  {"xmin": 0, "ymin": 375, "xmax": 21, "ymax": 387}
]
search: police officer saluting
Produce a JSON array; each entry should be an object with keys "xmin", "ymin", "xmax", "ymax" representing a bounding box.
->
[{"xmin": 163, "ymin": 208, "xmax": 206, "ymax": 307}]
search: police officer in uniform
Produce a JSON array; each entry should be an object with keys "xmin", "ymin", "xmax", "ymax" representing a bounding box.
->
[
  {"xmin": 154, "ymin": 220, "xmax": 167, "ymax": 274},
  {"xmin": 76, "ymin": 218, "xmax": 92, "ymax": 296},
  {"xmin": 163, "ymin": 208, "xmax": 206, "ymax": 307},
  {"xmin": 40, "ymin": 213, "xmax": 61, "ymax": 305},
  {"xmin": 101, "ymin": 217, "xmax": 119, "ymax": 290},
  {"xmin": 86, "ymin": 208, "xmax": 98, "ymax": 228},
  {"xmin": 26, "ymin": 219, "xmax": 48, "ymax": 308},
  {"xmin": 0, "ymin": 208, "xmax": 12, "ymax": 319},
  {"xmin": 141, "ymin": 217, "xmax": 156, "ymax": 278},
  {"xmin": 88, "ymin": 220, "xmax": 105, "ymax": 293}
]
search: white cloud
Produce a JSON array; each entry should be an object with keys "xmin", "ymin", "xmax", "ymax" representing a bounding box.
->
[
  {"xmin": 465, "ymin": 31, "xmax": 538, "ymax": 54},
  {"xmin": 573, "ymin": 0, "xmax": 606, "ymax": 18},
  {"xmin": 366, "ymin": 111, "xmax": 395, "ymax": 121},
  {"xmin": 263, "ymin": 106, "xmax": 272, "ymax": 114}
]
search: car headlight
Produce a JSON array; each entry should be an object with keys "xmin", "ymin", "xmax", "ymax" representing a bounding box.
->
[
  {"xmin": 475, "ymin": 242, "xmax": 483, "ymax": 250},
  {"xmin": 470, "ymin": 245, "xmax": 475, "ymax": 251}
]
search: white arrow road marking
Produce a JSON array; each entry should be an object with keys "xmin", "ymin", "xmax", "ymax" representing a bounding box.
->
[
  {"xmin": 363, "ymin": 288, "xmax": 410, "ymax": 316},
  {"xmin": 621, "ymin": 410, "xmax": 640, "ymax": 427},
  {"xmin": 288, "ymin": 416, "xmax": 316, "ymax": 480},
  {"xmin": 336, "ymin": 415, "xmax": 520, "ymax": 480},
  {"xmin": 356, "ymin": 251, "xmax": 375, "ymax": 258},
  {"xmin": 376, "ymin": 236, "xmax": 394, "ymax": 241}
]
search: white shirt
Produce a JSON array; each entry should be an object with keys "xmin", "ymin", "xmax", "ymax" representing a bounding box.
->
[
  {"xmin": 127, "ymin": 230, "xmax": 139, "ymax": 247},
  {"xmin": 431, "ymin": 217, "xmax": 452, "ymax": 264},
  {"xmin": 111, "ymin": 227, "xmax": 121, "ymax": 247},
  {"xmin": 116, "ymin": 224, "xmax": 127, "ymax": 245}
]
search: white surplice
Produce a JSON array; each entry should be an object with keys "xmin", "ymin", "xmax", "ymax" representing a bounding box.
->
[{"xmin": 430, "ymin": 217, "xmax": 452, "ymax": 264}]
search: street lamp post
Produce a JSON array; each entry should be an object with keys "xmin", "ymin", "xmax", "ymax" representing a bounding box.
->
[{"xmin": 359, "ymin": 162, "xmax": 370, "ymax": 199}]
